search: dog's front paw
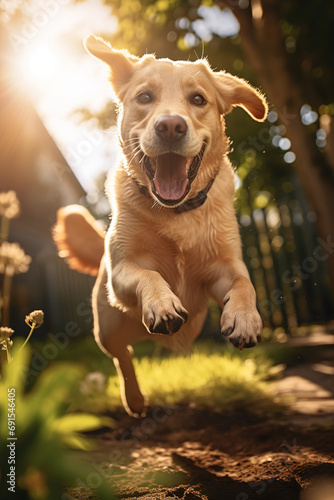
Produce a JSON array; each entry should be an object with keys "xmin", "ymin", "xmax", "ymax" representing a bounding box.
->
[
  {"xmin": 143, "ymin": 295, "xmax": 188, "ymax": 335},
  {"xmin": 221, "ymin": 298, "xmax": 262, "ymax": 350}
]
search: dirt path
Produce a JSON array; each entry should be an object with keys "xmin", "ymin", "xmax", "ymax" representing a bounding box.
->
[{"xmin": 71, "ymin": 336, "xmax": 334, "ymax": 500}]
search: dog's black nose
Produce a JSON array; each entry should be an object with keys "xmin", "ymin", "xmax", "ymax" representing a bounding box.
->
[{"xmin": 155, "ymin": 115, "xmax": 188, "ymax": 141}]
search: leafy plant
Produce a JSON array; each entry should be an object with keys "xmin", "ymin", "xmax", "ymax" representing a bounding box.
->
[
  {"xmin": 0, "ymin": 191, "xmax": 116, "ymax": 499},
  {"xmin": 0, "ymin": 341, "xmax": 116, "ymax": 499}
]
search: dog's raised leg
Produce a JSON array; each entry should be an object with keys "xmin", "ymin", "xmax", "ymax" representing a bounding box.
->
[
  {"xmin": 211, "ymin": 264, "xmax": 262, "ymax": 349},
  {"xmin": 92, "ymin": 259, "xmax": 148, "ymax": 416},
  {"xmin": 109, "ymin": 257, "xmax": 189, "ymax": 336}
]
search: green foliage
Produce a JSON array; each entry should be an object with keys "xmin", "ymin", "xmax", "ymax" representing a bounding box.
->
[
  {"xmin": 105, "ymin": 342, "xmax": 283, "ymax": 418},
  {"xmin": 45, "ymin": 336, "xmax": 284, "ymax": 419},
  {"xmin": 0, "ymin": 341, "xmax": 116, "ymax": 500},
  {"xmin": 103, "ymin": 0, "xmax": 187, "ymax": 57}
]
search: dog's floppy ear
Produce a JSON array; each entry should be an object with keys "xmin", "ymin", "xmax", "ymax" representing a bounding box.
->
[
  {"xmin": 84, "ymin": 34, "xmax": 139, "ymax": 99},
  {"xmin": 214, "ymin": 72, "xmax": 268, "ymax": 122}
]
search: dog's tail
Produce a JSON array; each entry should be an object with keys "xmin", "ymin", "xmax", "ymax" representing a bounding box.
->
[{"xmin": 53, "ymin": 205, "xmax": 105, "ymax": 276}]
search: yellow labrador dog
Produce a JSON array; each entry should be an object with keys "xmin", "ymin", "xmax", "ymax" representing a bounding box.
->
[{"xmin": 54, "ymin": 34, "xmax": 267, "ymax": 416}]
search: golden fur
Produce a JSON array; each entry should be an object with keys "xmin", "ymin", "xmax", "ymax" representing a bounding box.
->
[{"xmin": 54, "ymin": 35, "xmax": 268, "ymax": 416}]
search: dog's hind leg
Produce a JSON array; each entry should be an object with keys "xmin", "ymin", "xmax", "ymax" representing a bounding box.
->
[
  {"xmin": 113, "ymin": 345, "xmax": 146, "ymax": 417},
  {"xmin": 92, "ymin": 259, "xmax": 148, "ymax": 417}
]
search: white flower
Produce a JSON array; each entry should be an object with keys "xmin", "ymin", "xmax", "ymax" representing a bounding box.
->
[
  {"xmin": 80, "ymin": 372, "xmax": 106, "ymax": 395},
  {"xmin": 25, "ymin": 310, "xmax": 44, "ymax": 328},
  {"xmin": 0, "ymin": 242, "xmax": 31, "ymax": 275},
  {"xmin": 0, "ymin": 326, "xmax": 14, "ymax": 340},
  {"xmin": 0, "ymin": 191, "xmax": 20, "ymax": 219},
  {"xmin": 0, "ymin": 328, "xmax": 14, "ymax": 351}
]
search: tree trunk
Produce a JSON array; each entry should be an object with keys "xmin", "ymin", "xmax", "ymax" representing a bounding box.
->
[{"xmin": 218, "ymin": 0, "xmax": 334, "ymax": 299}]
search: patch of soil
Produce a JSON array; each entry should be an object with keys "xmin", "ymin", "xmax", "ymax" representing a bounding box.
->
[
  {"xmin": 72, "ymin": 339, "xmax": 334, "ymax": 500},
  {"xmin": 73, "ymin": 406, "xmax": 334, "ymax": 500}
]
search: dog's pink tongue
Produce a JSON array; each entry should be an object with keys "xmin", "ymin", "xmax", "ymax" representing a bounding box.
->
[{"xmin": 153, "ymin": 153, "xmax": 189, "ymax": 201}]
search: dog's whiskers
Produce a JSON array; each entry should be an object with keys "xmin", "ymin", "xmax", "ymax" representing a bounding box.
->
[
  {"xmin": 127, "ymin": 144, "xmax": 143, "ymax": 167},
  {"xmin": 137, "ymin": 153, "xmax": 148, "ymax": 173},
  {"xmin": 129, "ymin": 144, "xmax": 141, "ymax": 154},
  {"xmin": 121, "ymin": 137, "xmax": 141, "ymax": 147},
  {"xmin": 124, "ymin": 145, "xmax": 141, "ymax": 156},
  {"xmin": 128, "ymin": 149, "xmax": 143, "ymax": 168}
]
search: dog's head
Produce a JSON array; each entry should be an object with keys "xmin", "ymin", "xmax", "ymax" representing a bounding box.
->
[{"xmin": 85, "ymin": 34, "xmax": 267, "ymax": 209}]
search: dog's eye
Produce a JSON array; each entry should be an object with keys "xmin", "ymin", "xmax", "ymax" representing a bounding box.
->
[
  {"xmin": 136, "ymin": 92, "xmax": 152, "ymax": 104},
  {"xmin": 191, "ymin": 94, "xmax": 206, "ymax": 106}
]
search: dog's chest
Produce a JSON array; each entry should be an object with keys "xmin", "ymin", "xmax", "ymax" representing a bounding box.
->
[
  {"xmin": 154, "ymin": 210, "xmax": 239, "ymax": 311},
  {"xmin": 171, "ymin": 252, "xmax": 205, "ymax": 312},
  {"xmin": 157, "ymin": 208, "xmax": 220, "ymax": 254},
  {"xmin": 163, "ymin": 242, "xmax": 211, "ymax": 313}
]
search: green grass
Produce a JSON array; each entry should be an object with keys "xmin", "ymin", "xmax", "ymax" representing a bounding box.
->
[
  {"xmin": 107, "ymin": 342, "xmax": 283, "ymax": 417},
  {"xmin": 31, "ymin": 336, "xmax": 283, "ymax": 417}
]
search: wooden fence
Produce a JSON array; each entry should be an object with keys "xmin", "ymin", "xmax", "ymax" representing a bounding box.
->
[{"xmin": 240, "ymin": 186, "xmax": 333, "ymax": 331}]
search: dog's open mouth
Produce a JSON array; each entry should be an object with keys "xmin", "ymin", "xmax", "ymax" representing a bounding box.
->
[{"xmin": 143, "ymin": 145, "xmax": 205, "ymax": 206}]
